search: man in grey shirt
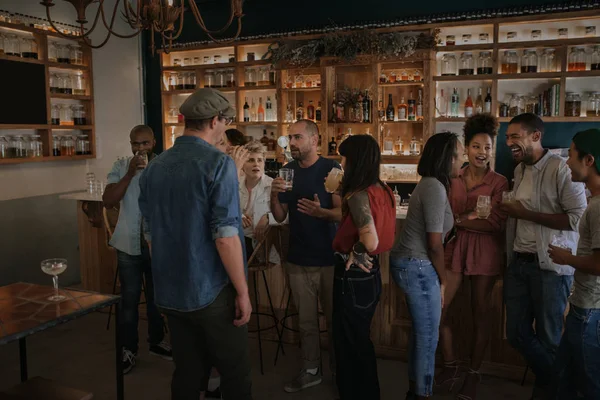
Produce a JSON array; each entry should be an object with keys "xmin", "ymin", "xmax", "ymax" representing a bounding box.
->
[
  {"xmin": 499, "ymin": 114, "xmax": 587, "ymax": 399},
  {"xmin": 548, "ymin": 128, "xmax": 600, "ymax": 399}
]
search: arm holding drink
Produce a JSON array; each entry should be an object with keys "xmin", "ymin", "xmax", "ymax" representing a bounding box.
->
[
  {"xmin": 455, "ymin": 180, "xmax": 509, "ymax": 233},
  {"xmin": 102, "ymin": 154, "xmax": 145, "ymax": 209}
]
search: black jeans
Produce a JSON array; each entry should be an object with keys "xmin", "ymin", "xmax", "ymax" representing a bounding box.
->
[
  {"xmin": 161, "ymin": 285, "xmax": 253, "ymax": 400},
  {"xmin": 333, "ymin": 253, "xmax": 382, "ymax": 400}
]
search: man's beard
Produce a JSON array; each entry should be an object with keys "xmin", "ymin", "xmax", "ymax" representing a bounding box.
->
[{"xmin": 522, "ymin": 145, "xmax": 536, "ymax": 164}]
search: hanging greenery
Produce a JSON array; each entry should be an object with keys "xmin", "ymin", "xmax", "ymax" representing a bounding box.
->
[{"xmin": 263, "ymin": 29, "xmax": 439, "ymax": 67}]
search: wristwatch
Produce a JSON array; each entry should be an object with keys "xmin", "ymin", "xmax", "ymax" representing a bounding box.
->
[{"xmin": 454, "ymin": 213, "xmax": 462, "ymax": 225}]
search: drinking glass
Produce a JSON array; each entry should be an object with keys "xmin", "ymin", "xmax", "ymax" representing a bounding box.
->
[
  {"xmin": 41, "ymin": 258, "xmax": 68, "ymax": 302},
  {"xmin": 502, "ymin": 191, "xmax": 515, "ymax": 203},
  {"xmin": 135, "ymin": 151, "xmax": 148, "ymax": 169},
  {"xmin": 476, "ymin": 195, "xmax": 492, "ymax": 219},
  {"xmin": 551, "ymin": 233, "xmax": 570, "ymax": 250},
  {"xmin": 278, "ymin": 168, "xmax": 294, "ymax": 190},
  {"xmin": 324, "ymin": 168, "xmax": 344, "ymax": 193}
]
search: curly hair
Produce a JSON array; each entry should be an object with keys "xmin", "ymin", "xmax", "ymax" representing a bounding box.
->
[
  {"xmin": 244, "ymin": 139, "xmax": 265, "ymax": 156},
  {"xmin": 463, "ymin": 113, "xmax": 499, "ymax": 145}
]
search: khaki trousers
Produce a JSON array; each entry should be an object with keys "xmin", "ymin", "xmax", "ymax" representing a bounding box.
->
[{"xmin": 286, "ymin": 262, "xmax": 335, "ymax": 372}]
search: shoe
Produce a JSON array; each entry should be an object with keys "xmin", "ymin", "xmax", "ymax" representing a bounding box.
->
[
  {"xmin": 283, "ymin": 369, "xmax": 322, "ymax": 393},
  {"xmin": 122, "ymin": 349, "xmax": 136, "ymax": 374},
  {"xmin": 149, "ymin": 341, "xmax": 173, "ymax": 361},
  {"xmin": 205, "ymin": 387, "xmax": 222, "ymax": 399}
]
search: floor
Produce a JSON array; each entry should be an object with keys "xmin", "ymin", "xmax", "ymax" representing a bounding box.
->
[{"xmin": 0, "ymin": 312, "xmax": 532, "ymax": 399}]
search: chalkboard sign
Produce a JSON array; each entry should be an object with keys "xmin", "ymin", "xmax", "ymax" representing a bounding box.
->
[{"xmin": 0, "ymin": 59, "xmax": 47, "ymax": 125}]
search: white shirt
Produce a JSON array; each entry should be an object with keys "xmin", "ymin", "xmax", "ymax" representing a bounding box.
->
[{"xmin": 514, "ymin": 165, "xmax": 537, "ymax": 253}]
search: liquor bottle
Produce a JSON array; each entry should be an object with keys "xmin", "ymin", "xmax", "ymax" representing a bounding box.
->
[
  {"xmin": 331, "ymin": 95, "xmax": 337, "ymax": 122},
  {"xmin": 266, "ymin": 96, "xmax": 274, "ymax": 121},
  {"xmin": 409, "ymin": 136, "xmax": 419, "ymax": 155},
  {"xmin": 378, "ymin": 95, "xmax": 386, "ymax": 121},
  {"xmin": 383, "ymin": 129, "xmax": 394, "ymax": 154},
  {"xmin": 484, "ymin": 87, "xmax": 492, "ymax": 114},
  {"xmin": 285, "ymin": 104, "xmax": 293, "ymax": 122},
  {"xmin": 450, "ymin": 88, "xmax": 460, "ymax": 118},
  {"xmin": 416, "ymin": 89, "xmax": 424, "ymax": 121},
  {"xmin": 337, "ymin": 98, "xmax": 345, "ymax": 121},
  {"xmin": 475, "ymin": 88, "xmax": 483, "ymax": 114},
  {"xmin": 251, "ymin": 98, "xmax": 257, "ymax": 121},
  {"xmin": 362, "ymin": 89, "xmax": 371, "ymax": 123},
  {"xmin": 260, "ymin": 129, "xmax": 269, "ymax": 147},
  {"xmin": 307, "ymin": 100, "xmax": 315, "ymax": 120},
  {"xmin": 328, "ymin": 137, "xmax": 338, "ymax": 155},
  {"xmin": 316, "ymin": 101, "xmax": 322, "ymax": 121},
  {"xmin": 296, "ymin": 101, "xmax": 304, "ymax": 121},
  {"xmin": 394, "ymin": 136, "xmax": 403, "ymax": 155},
  {"xmin": 243, "ymin": 97, "xmax": 250, "ymax": 122},
  {"xmin": 386, "ymin": 94, "xmax": 395, "ymax": 121},
  {"xmin": 437, "ymin": 89, "xmax": 448, "ymax": 117},
  {"xmin": 257, "ymin": 97, "xmax": 265, "ymax": 121},
  {"xmin": 268, "ymin": 132, "xmax": 276, "ymax": 151},
  {"xmin": 407, "ymin": 91, "xmax": 416, "ymax": 121},
  {"xmin": 398, "ymin": 96, "xmax": 408, "ymax": 121},
  {"xmin": 465, "ymin": 89, "xmax": 474, "ymax": 117}
]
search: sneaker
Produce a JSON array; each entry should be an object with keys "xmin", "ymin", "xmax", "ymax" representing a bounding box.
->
[
  {"xmin": 149, "ymin": 341, "xmax": 173, "ymax": 361},
  {"xmin": 205, "ymin": 387, "xmax": 222, "ymax": 399},
  {"xmin": 122, "ymin": 349, "xmax": 136, "ymax": 374},
  {"xmin": 283, "ymin": 369, "xmax": 322, "ymax": 393}
]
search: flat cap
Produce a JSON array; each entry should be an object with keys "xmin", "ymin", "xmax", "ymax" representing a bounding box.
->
[{"xmin": 179, "ymin": 88, "xmax": 236, "ymax": 120}]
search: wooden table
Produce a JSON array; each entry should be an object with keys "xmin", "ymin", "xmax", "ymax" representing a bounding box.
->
[{"xmin": 0, "ymin": 283, "xmax": 123, "ymax": 400}]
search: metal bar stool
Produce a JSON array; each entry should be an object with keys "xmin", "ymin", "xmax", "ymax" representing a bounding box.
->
[{"xmin": 247, "ymin": 226, "xmax": 285, "ymax": 375}]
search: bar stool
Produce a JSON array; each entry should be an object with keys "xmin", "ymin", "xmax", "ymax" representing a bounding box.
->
[
  {"xmin": 247, "ymin": 226, "xmax": 285, "ymax": 374},
  {"xmin": 102, "ymin": 206, "xmax": 147, "ymax": 331}
]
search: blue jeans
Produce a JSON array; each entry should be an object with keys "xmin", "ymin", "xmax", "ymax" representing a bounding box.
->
[
  {"xmin": 555, "ymin": 305, "xmax": 600, "ymax": 399},
  {"xmin": 390, "ymin": 256, "xmax": 442, "ymax": 397},
  {"xmin": 504, "ymin": 255, "xmax": 573, "ymax": 388},
  {"xmin": 117, "ymin": 244, "xmax": 165, "ymax": 353}
]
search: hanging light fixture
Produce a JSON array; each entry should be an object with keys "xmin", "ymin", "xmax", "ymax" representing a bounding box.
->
[{"xmin": 39, "ymin": 0, "xmax": 244, "ymax": 52}]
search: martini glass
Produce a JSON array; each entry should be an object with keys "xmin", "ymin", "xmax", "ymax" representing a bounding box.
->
[{"xmin": 41, "ymin": 258, "xmax": 68, "ymax": 301}]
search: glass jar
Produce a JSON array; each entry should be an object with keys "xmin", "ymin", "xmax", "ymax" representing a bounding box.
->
[
  {"xmin": 61, "ymin": 135, "xmax": 75, "ymax": 156},
  {"xmin": 269, "ymin": 67, "xmax": 276, "ymax": 85},
  {"xmin": 189, "ymin": 71, "xmax": 197, "ymax": 88},
  {"xmin": 52, "ymin": 135, "xmax": 61, "ymax": 156},
  {"xmin": 70, "ymin": 45, "xmax": 83, "ymax": 65},
  {"xmin": 413, "ymin": 69, "xmax": 422, "ymax": 81},
  {"xmin": 247, "ymin": 52, "xmax": 255, "ymax": 61},
  {"xmin": 587, "ymin": 93, "xmax": 600, "ymax": 117},
  {"xmin": 388, "ymin": 70, "xmax": 397, "ymax": 82},
  {"xmin": 441, "ymin": 54, "xmax": 457, "ymax": 76},
  {"xmin": 168, "ymin": 107, "xmax": 179, "ymax": 123},
  {"xmin": 48, "ymin": 42, "xmax": 58, "ymax": 62},
  {"xmin": 11, "ymin": 135, "xmax": 26, "ymax": 158},
  {"xmin": 558, "ymin": 28, "xmax": 569, "ymax": 39},
  {"xmin": 29, "ymin": 135, "xmax": 42, "ymax": 158},
  {"xmin": 506, "ymin": 31, "xmax": 517, "ymax": 41},
  {"xmin": 203, "ymin": 56, "xmax": 210, "ymax": 64},
  {"xmin": 72, "ymin": 72, "xmax": 86, "ymax": 95},
  {"xmin": 531, "ymin": 30, "xmax": 542, "ymax": 40},
  {"xmin": 509, "ymin": 94, "xmax": 520, "ymax": 117},
  {"xmin": 479, "ymin": 33, "xmax": 489, "ymax": 43},
  {"xmin": 525, "ymin": 96, "xmax": 537, "ymax": 114},
  {"xmin": 168, "ymin": 72, "xmax": 177, "ymax": 91},
  {"xmin": 462, "ymin": 34, "xmax": 472, "ymax": 44},
  {"xmin": 72, "ymin": 104, "xmax": 87, "ymax": 125},
  {"xmin": 258, "ymin": 67, "xmax": 270, "ymax": 86},
  {"xmin": 214, "ymin": 69, "xmax": 225, "ymax": 88},
  {"xmin": 502, "ymin": 50, "xmax": 519, "ymax": 74},
  {"xmin": 592, "ymin": 46, "xmax": 600, "ymax": 70},
  {"xmin": 445, "ymin": 35, "xmax": 455, "ymax": 46},
  {"xmin": 213, "ymin": 55, "xmax": 222, "ymax": 64},
  {"xmin": 521, "ymin": 49, "xmax": 538, "ymax": 73},
  {"xmin": 565, "ymin": 93, "xmax": 582, "ymax": 117},
  {"xmin": 568, "ymin": 47, "xmax": 587, "ymax": 71},
  {"xmin": 173, "ymin": 58, "xmax": 181, "ymax": 66},
  {"xmin": 585, "ymin": 26, "xmax": 596, "ymax": 38},
  {"xmin": 60, "ymin": 73, "xmax": 72, "ymax": 94},
  {"xmin": 459, "ymin": 52, "xmax": 474, "ymax": 75},
  {"xmin": 400, "ymin": 70, "xmax": 409, "ymax": 81},
  {"xmin": 182, "ymin": 72, "xmax": 192, "ymax": 89},
  {"xmin": 20, "ymin": 38, "xmax": 38, "ymax": 59},
  {"xmin": 244, "ymin": 67, "xmax": 256, "ymax": 86},
  {"xmin": 76, "ymin": 135, "xmax": 90, "ymax": 155},
  {"xmin": 59, "ymin": 104, "xmax": 73, "ymax": 125},
  {"xmin": 51, "ymin": 104, "xmax": 61, "ymax": 125},
  {"xmin": 193, "ymin": 56, "xmax": 200, "ymax": 65},
  {"xmin": 183, "ymin": 57, "xmax": 191, "ymax": 66},
  {"xmin": 4, "ymin": 34, "xmax": 20, "ymax": 56},
  {"xmin": 226, "ymin": 68, "xmax": 235, "ymax": 87},
  {"xmin": 0, "ymin": 136, "xmax": 8, "ymax": 159},
  {"xmin": 49, "ymin": 73, "xmax": 61, "ymax": 94},
  {"xmin": 57, "ymin": 44, "xmax": 70, "ymax": 63},
  {"xmin": 176, "ymin": 72, "xmax": 185, "ymax": 90},
  {"xmin": 477, "ymin": 51, "xmax": 493, "ymax": 75},
  {"xmin": 203, "ymin": 70, "xmax": 214, "ymax": 88},
  {"xmin": 540, "ymin": 48, "xmax": 557, "ymax": 72}
]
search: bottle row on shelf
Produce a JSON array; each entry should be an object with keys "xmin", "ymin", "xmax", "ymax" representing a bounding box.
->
[
  {"xmin": 0, "ymin": 133, "xmax": 91, "ymax": 160},
  {"xmin": 259, "ymin": 130, "xmax": 278, "ymax": 152},
  {"xmin": 51, "ymin": 104, "xmax": 88, "ymax": 126},
  {"xmin": 169, "ymin": 50, "xmax": 262, "ymax": 67},
  {"xmin": 330, "ymin": 90, "xmax": 374, "ymax": 123},
  {"xmin": 498, "ymin": 91, "xmax": 600, "ymax": 118},
  {"xmin": 0, "ymin": 33, "xmax": 85, "ymax": 64},
  {"xmin": 49, "ymin": 72, "xmax": 87, "ymax": 95},
  {"xmin": 380, "ymin": 90, "xmax": 424, "ymax": 122},
  {"xmin": 243, "ymin": 96, "xmax": 277, "ymax": 122},
  {"xmin": 437, "ymin": 87, "xmax": 492, "ymax": 118},
  {"xmin": 0, "ymin": 10, "xmax": 83, "ymax": 36},
  {"xmin": 284, "ymin": 100, "xmax": 321, "ymax": 123},
  {"xmin": 381, "ymin": 131, "xmax": 423, "ymax": 157},
  {"xmin": 379, "ymin": 69, "xmax": 423, "ymax": 84},
  {"xmin": 284, "ymin": 74, "xmax": 321, "ymax": 89}
]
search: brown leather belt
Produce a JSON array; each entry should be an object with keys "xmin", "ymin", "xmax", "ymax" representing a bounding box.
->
[{"xmin": 514, "ymin": 252, "xmax": 537, "ymax": 262}]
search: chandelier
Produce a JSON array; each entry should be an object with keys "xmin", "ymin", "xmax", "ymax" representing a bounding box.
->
[{"xmin": 39, "ymin": 0, "xmax": 244, "ymax": 52}]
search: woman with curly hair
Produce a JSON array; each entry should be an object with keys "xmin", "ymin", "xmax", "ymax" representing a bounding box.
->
[{"xmin": 435, "ymin": 114, "xmax": 509, "ymax": 400}]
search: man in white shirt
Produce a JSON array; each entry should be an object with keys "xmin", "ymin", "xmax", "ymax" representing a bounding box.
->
[{"xmin": 500, "ymin": 113, "xmax": 587, "ymax": 399}]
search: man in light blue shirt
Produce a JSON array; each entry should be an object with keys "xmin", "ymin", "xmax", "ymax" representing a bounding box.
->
[{"xmin": 103, "ymin": 125, "xmax": 171, "ymax": 374}]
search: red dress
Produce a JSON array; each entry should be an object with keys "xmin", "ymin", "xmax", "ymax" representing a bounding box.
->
[{"xmin": 445, "ymin": 166, "xmax": 509, "ymax": 276}]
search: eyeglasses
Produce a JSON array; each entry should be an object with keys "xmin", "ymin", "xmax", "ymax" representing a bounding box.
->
[{"xmin": 218, "ymin": 111, "xmax": 234, "ymax": 126}]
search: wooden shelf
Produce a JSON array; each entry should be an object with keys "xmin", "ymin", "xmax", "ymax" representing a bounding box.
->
[
  {"xmin": 239, "ymin": 85, "xmax": 277, "ymax": 91},
  {"xmin": 436, "ymin": 44, "xmax": 494, "ymax": 52},
  {"xmin": 51, "ymin": 125, "xmax": 93, "ymax": 130},
  {"xmin": 498, "ymin": 37, "xmax": 600, "ymax": 49},
  {"xmin": 50, "ymin": 94, "xmax": 91, "ymax": 100},
  {"xmin": 497, "ymin": 72, "xmax": 562, "ymax": 80},
  {"xmin": 327, "ymin": 122, "xmax": 374, "ymax": 126},
  {"xmin": 0, "ymin": 21, "xmax": 85, "ymax": 40},
  {"xmin": 434, "ymin": 75, "xmax": 494, "ymax": 81},
  {"xmin": 282, "ymin": 87, "xmax": 322, "ymax": 92},
  {"xmin": 162, "ymin": 89, "xmax": 196, "ymax": 95},
  {"xmin": 236, "ymin": 122, "xmax": 279, "ymax": 126},
  {"xmin": 0, "ymin": 154, "xmax": 94, "ymax": 165},
  {"xmin": 48, "ymin": 62, "xmax": 89, "ymax": 71},
  {"xmin": 0, "ymin": 54, "xmax": 44, "ymax": 65},
  {"xmin": 162, "ymin": 62, "xmax": 236, "ymax": 71},
  {"xmin": 381, "ymin": 155, "xmax": 421, "ymax": 164},
  {"xmin": 436, "ymin": 117, "xmax": 467, "ymax": 122},
  {"xmin": 381, "ymin": 120, "xmax": 424, "ymax": 124},
  {"xmin": 0, "ymin": 124, "xmax": 49, "ymax": 130},
  {"xmin": 498, "ymin": 116, "xmax": 600, "ymax": 123},
  {"xmin": 236, "ymin": 60, "xmax": 271, "ymax": 67},
  {"xmin": 379, "ymin": 82, "xmax": 425, "ymax": 87},
  {"xmin": 564, "ymin": 70, "xmax": 600, "ymax": 78}
]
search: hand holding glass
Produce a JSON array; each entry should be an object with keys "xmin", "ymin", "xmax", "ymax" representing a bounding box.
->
[
  {"xmin": 278, "ymin": 168, "xmax": 294, "ymax": 191},
  {"xmin": 41, "ymin": 258, "xmax": 68, "ymax": 302},
  {"xmin": 502, "ymin": 191, "xmax": 515, "ymax": 203},
  {"xmin": 324, "ymin": 168, "xmax": 343, "ymax": 194},
  {"xmin": 135, "ymin": 151, "xmax": 148, "ymax": 169},
  {"xmin": 476, "ymin": 195, "xmax": 492, "ymax": 219}
]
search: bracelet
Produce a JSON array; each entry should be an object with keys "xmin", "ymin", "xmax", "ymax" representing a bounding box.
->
[{"xmin": 352, "ymin": 242, "xmax": 367, "ymax": 255}]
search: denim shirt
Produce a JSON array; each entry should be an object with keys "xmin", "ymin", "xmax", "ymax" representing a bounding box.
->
[
  {"xmin": 506, "ymin": 151, "xmax": 587, "ymax": 275},
  {"xmin": 139, "ymin": 136, "xmax": 245, "ymax": 312},
  {"xmin": 107, "ymin": 157, "xmax": 148, "ymax": 256}
]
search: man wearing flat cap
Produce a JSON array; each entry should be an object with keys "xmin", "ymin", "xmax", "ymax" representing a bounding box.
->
[
  {"xmin": 548, "ymin": 128, "xmax": 600, "ymax": 399},
  {"xmin": 139, "ymin": 88, "xmax": 253, "ymax": 399}
]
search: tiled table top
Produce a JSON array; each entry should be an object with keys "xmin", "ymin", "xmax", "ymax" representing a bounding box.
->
[{"xmin": 0, "ymin": 282, "xmax": 119, "ymax": 345}]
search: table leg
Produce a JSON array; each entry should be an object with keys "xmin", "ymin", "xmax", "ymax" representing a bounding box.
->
[
  {"xmin": 115, "ymin": 303, "xmax": 124, "ymax": 400},
  {"xmin": 19, "ymin": 338, "xmax": 27, "ymax": 382}
]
